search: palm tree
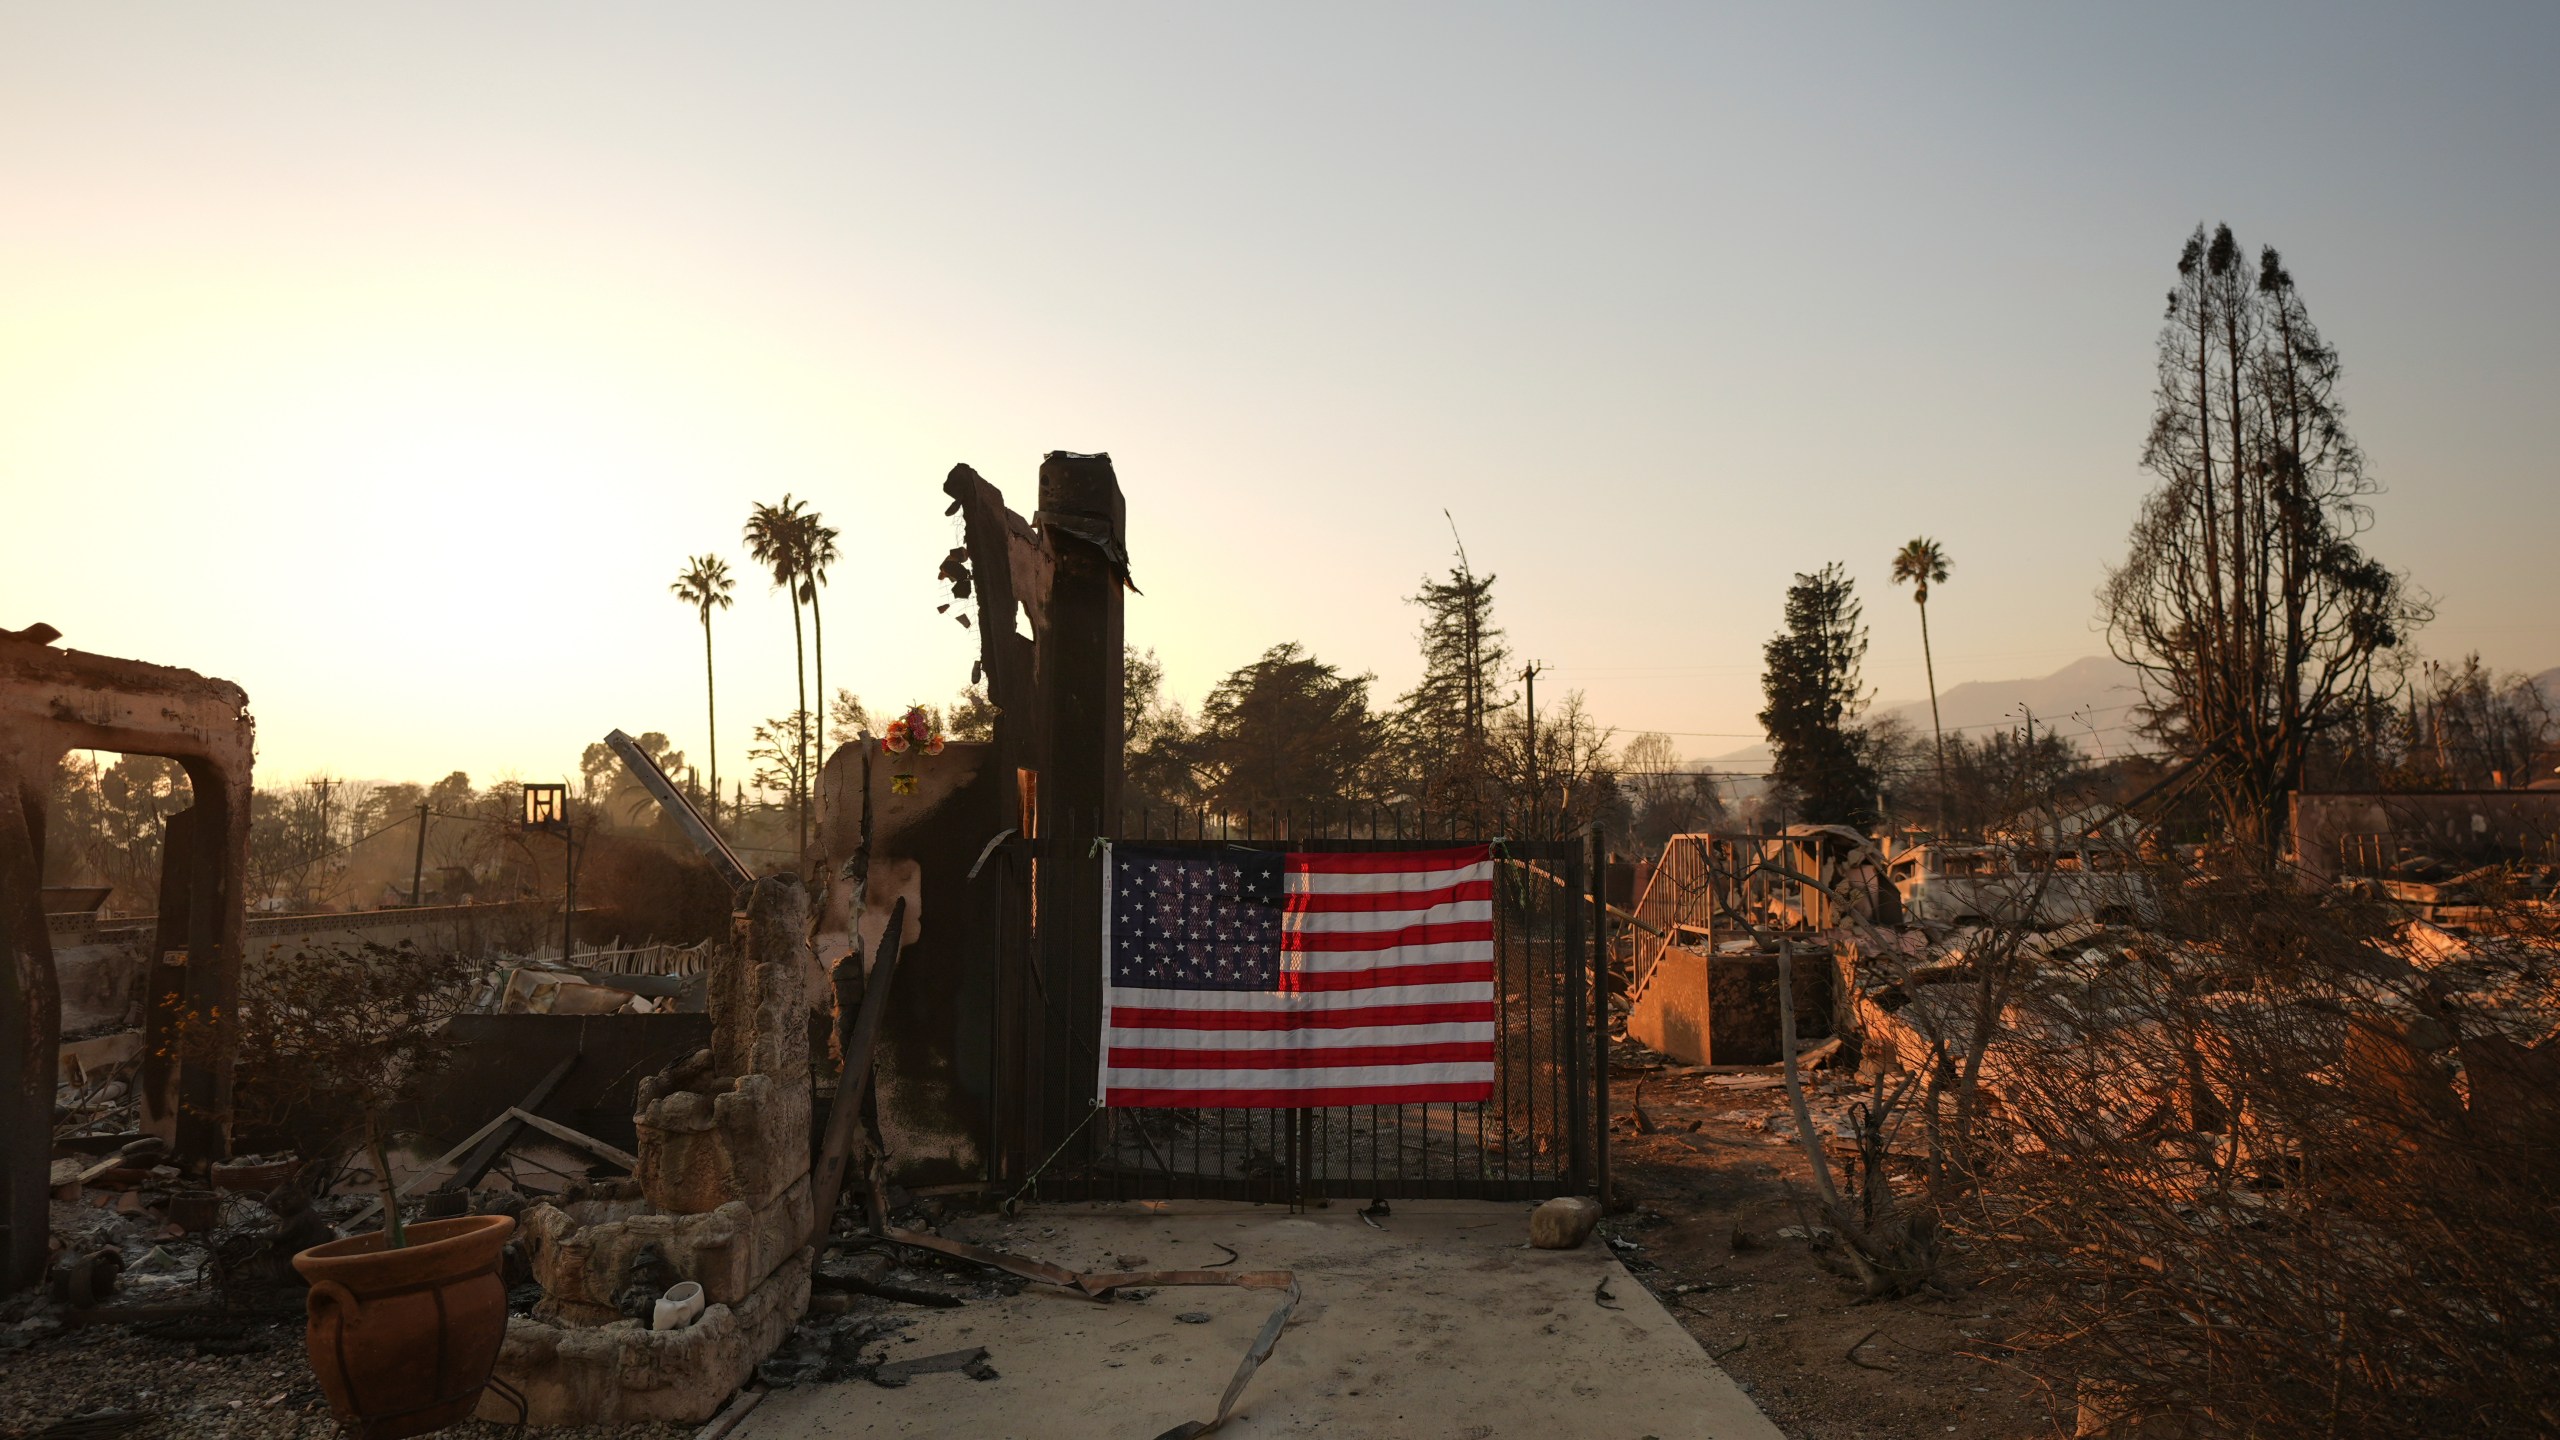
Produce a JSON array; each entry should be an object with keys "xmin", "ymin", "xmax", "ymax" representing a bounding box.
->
[
  {"xmin": 1890, "ymin": 537, "xmax": 1953, "ymax": 834},
  {"xmin": 744, "ymin": 495, "xmax": 814, "ymax": 863},
  {"xmin": 669, "ymin": 555, "xmax": 735, "ymax": 825},
  {"xmin": 797, "ymin": 512, "xmax": 841, "ymax": 771}
]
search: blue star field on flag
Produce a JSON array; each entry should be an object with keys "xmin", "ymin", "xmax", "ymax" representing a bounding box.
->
[{"xmin": 1108, "ymin": 845, "xmax": 1284, "ymax": 991}]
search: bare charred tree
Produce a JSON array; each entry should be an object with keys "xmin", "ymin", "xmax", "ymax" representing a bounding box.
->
[
  {"xmin": 2387, "ymin": 655, "xmax": 2559, "ymax": 790},
  {"xmin": 1623, "ymin": 732, "xmax": 1727, "ymax": 850},
  {"xmin": 248, "ymin": 773, "xmax": 369, "ymax": 909},
  {"xmin": 1487, "ymin": 689, "xmax": 1621, "ymax": 840},
  {"xmin": 748, "ymin": 711, "xmax": 816, "ymax": 826},
  {"xmin": 1775, "ymin": 938, "xmax": 1941, "ymax": 1298},
  {"xmin": 2102, "ymin": 225, "xmax": 2428, "ymax": 864}
]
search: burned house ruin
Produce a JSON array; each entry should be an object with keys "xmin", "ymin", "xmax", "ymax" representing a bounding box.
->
[{"xmin": 2, "ymin": 627, "xmax": 257, "ymax": 1294}]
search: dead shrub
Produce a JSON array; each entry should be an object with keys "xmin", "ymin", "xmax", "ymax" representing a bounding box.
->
[
  {"xmin": 1944, "ymin": 871, "xmax": 2560, "ymax": 1437},
  {"xmin": 180, "ymin": 940, "xmax": 482, "ymax": 1237}
]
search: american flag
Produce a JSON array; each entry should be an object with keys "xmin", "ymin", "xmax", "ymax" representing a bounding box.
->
[{"xmin": 1099, "ymin": 843, "xmax": 1498, "ymax": 1108}]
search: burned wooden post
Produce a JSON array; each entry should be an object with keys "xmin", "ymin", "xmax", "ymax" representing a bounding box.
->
[
  {"xmin": 1031, "ymin": 450, "xmax": 1131, "ymax": 843},
  {"xmin": 1029, "ymin": 451, "xmax": 1129, "ymax": 1156}
]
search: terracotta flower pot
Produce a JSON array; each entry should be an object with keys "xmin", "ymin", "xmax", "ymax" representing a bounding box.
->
[{"xmin": 293, "ymin": 1214, "xmax": 517, "ymax": 1439}]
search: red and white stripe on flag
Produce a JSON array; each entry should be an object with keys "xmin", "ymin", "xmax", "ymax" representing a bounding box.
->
[{"xmin": 1100, "ymin": 844, "xmax": 1498, "ymax": 1108}]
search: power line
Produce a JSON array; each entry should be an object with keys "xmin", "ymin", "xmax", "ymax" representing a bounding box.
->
[
  {"xmin": 1620, "ymin": 701, "xmax": 2147, "ymax": 745},
  {"xmin": 1635, "ymin": 747, "xmax": 2187, "ymax": 782}
]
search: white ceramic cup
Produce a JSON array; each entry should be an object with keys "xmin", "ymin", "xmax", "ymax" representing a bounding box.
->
[{"xmin": 652, "ymin": 1280, "xmax": 706, "ymax": 1332}]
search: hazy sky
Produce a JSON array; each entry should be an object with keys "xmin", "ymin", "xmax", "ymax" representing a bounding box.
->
[{"xmin": 6, "ymin": 4, "xmax": 2555, "ymax": 791}]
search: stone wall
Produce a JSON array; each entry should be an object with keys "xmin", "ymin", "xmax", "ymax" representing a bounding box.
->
[
  {"xmin": 482, "ymin": 875, "xmax": 815, "ymax": 1425},
  {"xmin": 1629, "ymin": 945, "xmax": 1834, "ymax": 1066}
]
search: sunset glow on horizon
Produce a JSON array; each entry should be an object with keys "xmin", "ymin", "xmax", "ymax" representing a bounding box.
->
[{"xmin": 8, "ymin": 4, "xmax": 2555, "ymax": 793}]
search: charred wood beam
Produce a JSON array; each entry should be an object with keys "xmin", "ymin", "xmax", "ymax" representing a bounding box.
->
[
  {"xmin": 811, "ymin": 895, "xmax": 907, "ymax": 1246},
  {"xmin": 604, "ymin": 727, "xmax": 752, "ymax": 893},
  {"xmin": 942, "ymin": 464, "xmax": 1041, "ymax": 736},
  {"xmin": 2, "ymin": 759, "xmax": 57, "ymax": 1292}
]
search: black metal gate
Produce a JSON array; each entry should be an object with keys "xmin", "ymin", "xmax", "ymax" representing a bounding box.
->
[{"xmin": 1005, "ymin": 823, "xmax": 1607, "ymax": 1204}]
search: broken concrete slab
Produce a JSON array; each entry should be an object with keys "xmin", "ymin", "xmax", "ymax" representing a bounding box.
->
[{"xmin": 736, "ymin": 1200, "xmax": 1782, "ymax": 1440}]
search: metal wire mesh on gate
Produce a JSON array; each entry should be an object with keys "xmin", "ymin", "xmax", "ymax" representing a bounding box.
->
[{"xmin": 1022, "ymin": 818, "xmax": 1601, "ymax": 1204}]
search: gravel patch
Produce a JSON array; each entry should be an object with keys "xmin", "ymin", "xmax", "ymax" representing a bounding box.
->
[{"xmin": 0, "ymin": 1307, "xmax": 687, "ymax": 1440}]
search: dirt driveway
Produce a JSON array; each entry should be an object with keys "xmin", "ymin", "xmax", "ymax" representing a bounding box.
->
[{"xmin": 1602, "ymin": 1051, "xmax": 2063, "ymax": 1439}]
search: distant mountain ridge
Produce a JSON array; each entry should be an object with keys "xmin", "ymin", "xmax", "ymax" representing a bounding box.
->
[
  {"xmin": 1876, "ymin": 654, "xmax": 2149, "ymax": 759},
  {"xmin": 1705, "ymin": 656, "xmax": 2559, "ymax": 772},
  {"xmin": 1705, "ymin": 655, "xmax": 2144, "ymax": 771}
]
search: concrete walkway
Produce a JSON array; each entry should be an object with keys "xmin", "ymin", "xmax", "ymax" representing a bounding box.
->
[{"xmin": 739, "ymin": 1200, "xmax": 1784, "ymax": 1440}]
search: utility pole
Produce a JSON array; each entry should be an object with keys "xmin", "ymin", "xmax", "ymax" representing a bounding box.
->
[
  {"xmin": 409, "ymin": 802, "xmax": 429, "ymax": 907},
  {"xmin": 2019, "ymin": 704, "xmax": 2038, "ymax": 835},
  {"xmin": 559, "ymin": 817, "xmax": 584, "ymax": 965},
  {"xmin": 1522, "ymin": 660, "xmax": 1542, "ymax": 839}
]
